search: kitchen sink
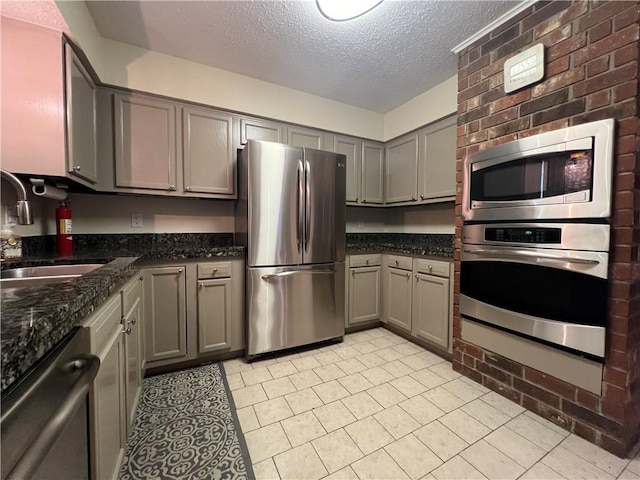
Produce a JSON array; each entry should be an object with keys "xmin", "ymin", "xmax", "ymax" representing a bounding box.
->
[{"xmin": 1, "ymin": 264, "xmax": 105, "ymax": 289}]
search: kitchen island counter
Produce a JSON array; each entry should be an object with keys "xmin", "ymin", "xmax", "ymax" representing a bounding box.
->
[{"xmin": 0, "ymin": 245, "xmax": 245, "ymax": 392}]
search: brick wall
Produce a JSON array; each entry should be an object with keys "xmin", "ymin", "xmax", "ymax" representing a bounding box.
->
[{"xmin": 453, "ymin": 0, "xmax": 640, "ymax": 457}]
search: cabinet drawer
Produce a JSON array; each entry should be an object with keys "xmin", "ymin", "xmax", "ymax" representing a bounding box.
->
[
  {"xmin": 83, "ymin": 295, "xmax": 122, "ymax": 356},
  {"xmin": 122, "ymin": 274, "xmax": 143, "ymax": 316},
  {"xmin": 349, "ymin": 254, "xmax": 381, "ymax": 268},
  {"xmin": 414, "ymin": 258, "xmax": 450, "ymax": 278},
  {"xmin": 198, "ymin": 261, "xmax": 231, "ymax": 279},
  {"xmin": 386, "ymin": 254, "xmax": 412, "ymax": 271}
]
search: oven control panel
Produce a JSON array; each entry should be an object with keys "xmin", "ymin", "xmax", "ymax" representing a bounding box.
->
[{"xmin": 485, "ymin": 227, "xmax": 562, "ymax": 244}]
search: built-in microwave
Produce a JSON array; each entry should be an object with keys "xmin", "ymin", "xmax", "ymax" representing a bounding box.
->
[{"xmin": 462, "ymin": 119, "xmax": 615, "ymax": 222}]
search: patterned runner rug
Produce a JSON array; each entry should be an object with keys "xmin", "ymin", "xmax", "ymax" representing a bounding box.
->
[{"xmin": 119, "ymin": 363, "xmax": 255, "ymax": 480}]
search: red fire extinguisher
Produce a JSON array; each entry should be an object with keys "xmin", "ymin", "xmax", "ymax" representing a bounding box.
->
[{"xmin": 56, "ymin": 200, "xmax": 73, "ymax": 257}]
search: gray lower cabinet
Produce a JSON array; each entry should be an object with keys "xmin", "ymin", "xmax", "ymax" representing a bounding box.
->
[
  {"xmin": 385, "ymin": 266, "xmax": 413, "ymax": 332},
  {"xmin": 122, "ymin": 275, "xmax": 144, "ymax": 428},
  {"xmin": 84, "ymin": 295, "xmax": 125, "ymax": 480},
  {"xmin": 379, "ymin": 254, "xmax": 452, "ymax": 351},
  {"xmin": 144, "ymin": 266, "xmax": 187, "ymax": 362},
  {"xmin": 348, "ymin": 255, "xmax": 381, "ymax": 326},
  {"xmin": 361, "ymin": 141, "xmax": 385, "ymax": 204},
  {"xmin": 411, "ymin": 258, "xmax": 451, "ymax": 349},
  {"xmin": 143, "ymin": 259, "xmax": 245, "ymax": 369}
]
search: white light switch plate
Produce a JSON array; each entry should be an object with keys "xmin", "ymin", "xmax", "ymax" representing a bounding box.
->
[{"xmin": 131, "ymin": 214, "xmax": 144, "ymax": 228}]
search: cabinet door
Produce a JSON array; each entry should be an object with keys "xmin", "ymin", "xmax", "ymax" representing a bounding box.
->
[
  {"xmin": 240, "ymin": 117, "xmax": 285, "ymax": 144},
  {"xmin": 123, "ymin": 297, "xmax": 142, "ymax": 429},
  {"xmin": 385, "ymin": 134, "xmax": 418, "ymax": 204},
  {"xmin": 65, "ymin": 44, "xmax": 97, "ymax": 184},
  {"xmin": 90, "ymin": 330, "xmax": 125, "ymax": 480},
  {"xmin": 197, "ymin": 278, "xmax": 232, "ymax": 353},
  {"xmin": 144, "ymin": 266, "xmax": 187, "ymax": 361},
  {"xmin": 385, "ymin": 267, "xmax": 413, "ymax": 331},
  {"xmin": 287, "ymin": 126, "xmax": 331, "ymax": 150},
  {"xmin": 182, "ymin": 107, "xmax": 235, "ymax": 195},
  {"xmin": 335, "ymin": 135, "xmax": 361, "ymax": 204},
  {"xmin": 412, "ymin": 273, "xmax": 450, "ymax": 348},
  {"xmin": 348, "ymin": 266, "xmax": 380, "ymax": 325},
  {"xmin": 361, "ymin": 141, "xmax": 384, "ymax": 204},
  {"xmin": 114, "ymin": 93, "xmax": 177, "ymax": 191},
  {"xmin": 418, "ymin": 116, "xmax": 457, "ymax": 200}
]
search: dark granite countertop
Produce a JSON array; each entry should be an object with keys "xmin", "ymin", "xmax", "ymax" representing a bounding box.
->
[
  {"xmin": 1, "ymin": 245, "xmax": 245, "ymax": 393},
  {"xmin": 346, "ymin": 233, "xmax": 454, "ymax": 259}
]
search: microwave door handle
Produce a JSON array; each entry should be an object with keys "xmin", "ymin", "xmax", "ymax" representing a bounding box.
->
[{"xmin": 462, "ymin": 246, "xmax": 600, "ymax": 265}]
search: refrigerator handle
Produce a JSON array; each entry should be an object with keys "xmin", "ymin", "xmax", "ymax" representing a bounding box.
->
[
  {"xmin": 305, "ymin": 160, "xmax": 311, "ymax": 252},
  {"xmin": 297, "ymin": 159, "xmax": 304, "ymax": 253}
]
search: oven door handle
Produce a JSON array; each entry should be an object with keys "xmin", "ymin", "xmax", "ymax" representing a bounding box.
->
[
  {"xmin": 462, "ymin": 246, "xmax": 600, "ymax": 265},
  {"xmin": 6, "ymin": 354, "xmax": 100, "ymax": 480}
]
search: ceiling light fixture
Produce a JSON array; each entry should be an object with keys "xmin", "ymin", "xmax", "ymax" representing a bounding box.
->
[{"xmin": 316, "ymin": 0, "xmax": 384, "ymax": 21}]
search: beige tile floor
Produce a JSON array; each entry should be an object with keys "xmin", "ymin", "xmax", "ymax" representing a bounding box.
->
[{"xmin": 224, "ymin": 328, "xmax": 640, "ymax": 480}]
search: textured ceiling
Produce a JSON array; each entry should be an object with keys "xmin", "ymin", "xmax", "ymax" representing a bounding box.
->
[
  {"xmin": 1, "ymin": 0, "xmax": 70, "ymax": 33},
  {"xmin": 86, "ymin": 0, "xmax": 519, "ymax": 113}
]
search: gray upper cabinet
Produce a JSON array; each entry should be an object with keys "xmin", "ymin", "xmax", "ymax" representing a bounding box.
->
[
  {"xmin": 334, "ymin": 136, "xmax": 361, "ymax": 204},
  {"xmin": 385, "ymin": 134, "xmax": 418, "ymax": 204},
  {"xmin": 182, "ymin": 106, "xmax": 235, "ymax": 195},
  {"xmin": 240, "ymin": 117, "xmax": 285, "ymax": 144},
  {"xmin": 287, "ymin": 126, "xmax": 332, "ymax": 150},
  {"xmin": 114, "ymin": 93, "xmax": 177, "ymax": 191},
  {"xmin": 65, "ymin": 44, "xmax": 98, "ymax": 184},
  {"xmin": 361, "ymin": 141, "xmax": 385, "ymax": 204},
  {"xmin": 418, "ymin": 115, "xmax": 457, "ymax": 201}
]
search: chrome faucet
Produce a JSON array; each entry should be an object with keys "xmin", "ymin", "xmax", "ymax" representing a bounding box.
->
[{"xmin": 1, "ymin": 169, "xmax": 34, "ymax": 225}]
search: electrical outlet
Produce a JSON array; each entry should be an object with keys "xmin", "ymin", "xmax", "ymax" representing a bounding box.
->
[{"xmin": 131, "ymin": 214, "xmax": 144, "ymax": 228}]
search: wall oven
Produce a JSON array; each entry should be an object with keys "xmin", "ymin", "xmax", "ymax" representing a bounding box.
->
[
  {"xmin": 460, "ymin": 223, "xmax": 609, "ymax": 359},
  {"xmin": 462, "ymin": 119, "xmax": 614, "ymax": 222}
]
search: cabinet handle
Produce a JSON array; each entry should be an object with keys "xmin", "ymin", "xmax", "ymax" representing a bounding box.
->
[
  {"xmin": 415, "ymin": 274, "xmax": 419, "ymax": 280},
  {"xmin": 412, "ymin": 196, "xmax": 417, "ymax": 201},
  {"xmin": 169, "ymin": 184, "xmax": 176, "ymax": 191},
  {"xmin": 124, "ymin": 326, "xmax": 132, "ymax": 335},
  {"xmin": 199, "ymin": 282, "xmax": 204, "ymax": 289},
  {"xmin": 428, "ymin": 265, "xmax": 433, "ymax": 271},
  {"xmin": 355, "ymin": 197, "xmax": 359, "ymax": 202},
  {"xmin": 420, "ymin": 194, "xmax": 425, "ymax": 200},
  {"xmin": 185, "ymin": 186, "xmax": 191, "ymax": 191},
  {"xmin": 351, "ymin": 270, "xmax": 355, "ymax": 276},
  {"xmin": 395, "ymin": 260, "xmax": 399, "ymax": 266},
  {"xmin": 212, "ymin": 268, "xmax": 218, "ymax": 273},
  {"xmin": 405, "ymin": 273, "xmax": 410, "ymax": 278},
  {"xmin": 178, "ymin": 269, "xmax": 183, "ymax": 274},
  {"xmin": 130, "ymin": 317, "xmax": 137, "ymax": 325},
  {"xmin": 362, "ymin": 199, "xmax": 367, "ymax": 204},
  {"xmin": 139, "ymin": 276, "xmax": 143, "ymax": 281},
  {"xmin": 73, "ymin": 165, "xmax": 81, "ymax": 171}
]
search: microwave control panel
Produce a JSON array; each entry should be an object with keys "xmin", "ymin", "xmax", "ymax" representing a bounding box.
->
[{"xmin": 485, "ymin": 227, "xmax": 562, "ymax": 244}]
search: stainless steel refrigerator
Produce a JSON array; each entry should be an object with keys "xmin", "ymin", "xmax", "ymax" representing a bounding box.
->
[{"xmin": 236, "ymin": 140, "xmax": 346, "ymax": 358}]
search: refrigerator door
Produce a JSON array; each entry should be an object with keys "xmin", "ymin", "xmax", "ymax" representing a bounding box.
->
[
  {"xmin": 246, "ymin": 263, "xmax": 345, "ymax": 356},
  {"xmin": 303, "ymin": 148, "xmax": 346, "ymax": 264},
  {"xmin": 247, "ymin": 141, "xmax": 305, "ymax": 267}
]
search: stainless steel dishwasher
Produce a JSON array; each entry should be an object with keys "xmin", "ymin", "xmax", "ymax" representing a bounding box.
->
[{"xmin": 1, "ymin": 327, "xmax": 99, "ymax": 480}]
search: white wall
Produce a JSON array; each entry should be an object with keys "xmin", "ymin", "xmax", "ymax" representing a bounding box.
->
[
  {"xmin": 55, "ymin": 194, "xmax": 234, "ymax": 234},
  {"xmin": 347, "ymin": 203, "xmax": 455, "ymax": 234},
  {"xmin": 384, "ymin": 76, "xmax": 458, "ymax": 140}
]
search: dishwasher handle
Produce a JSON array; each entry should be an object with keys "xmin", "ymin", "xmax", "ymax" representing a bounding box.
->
[{"xmin": 6, "ymin": 354, "xmax": 100, "ymax": 480}]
